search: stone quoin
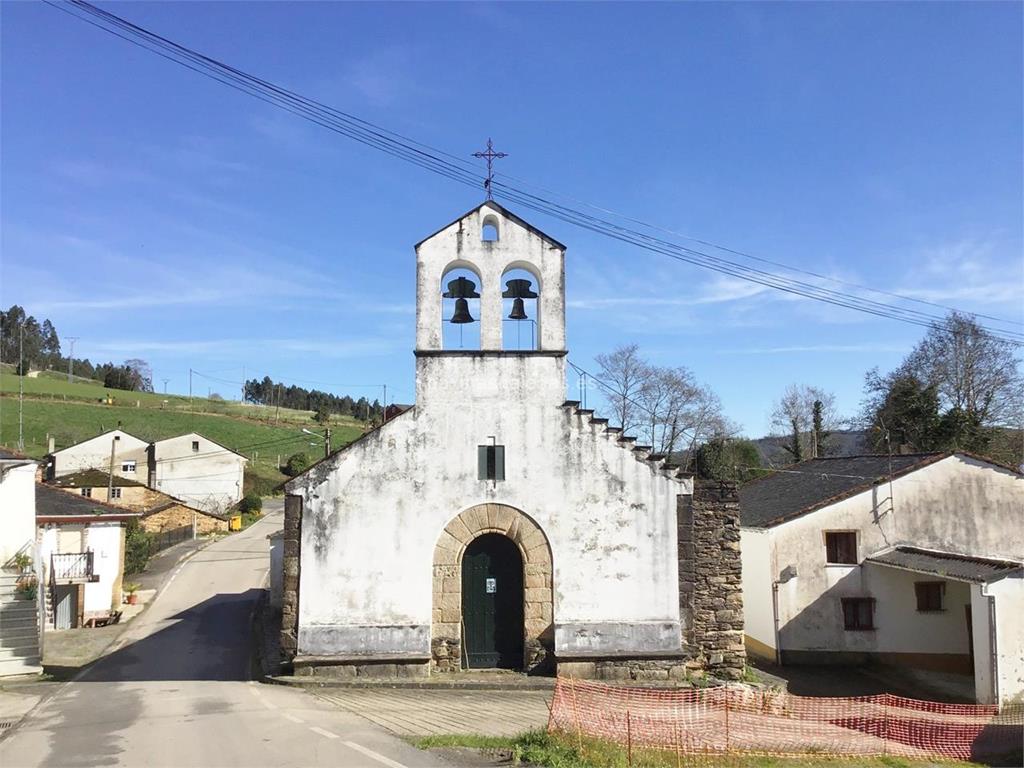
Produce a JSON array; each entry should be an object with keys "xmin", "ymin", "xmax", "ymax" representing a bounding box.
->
[{"xmin": 280, "ymin": 201, "xmax": 745, "ymax": 678}]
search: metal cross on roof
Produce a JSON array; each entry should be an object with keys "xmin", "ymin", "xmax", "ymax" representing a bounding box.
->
[{"xmin": 471, "ymin": 138, "xmax": 508, "ymax": 200}]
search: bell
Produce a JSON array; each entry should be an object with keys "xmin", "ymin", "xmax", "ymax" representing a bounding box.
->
[
  {"xmin": 508, "ymin": 297, "xmax": 528, "ymax": 321},
  {"xmin": 502, "ymin": 278, "xmax": 538, "ymax": 321},
  {"xmin": 451, "ymin": 297, "xmax": 474, "ymax": 324},
  {"xmin": 443, "ymin": 276, "xmax": 480, "ymax": 324}
]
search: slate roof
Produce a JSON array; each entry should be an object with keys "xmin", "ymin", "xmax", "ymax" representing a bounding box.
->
[
  {"xmin": 738, "ymin": 453, "xmax": 947, "ymax": 528},
  {"xmin": 867, "ymin": 546, "xmax": 1023, "ymax": 584},
  {"xmin": 35, "ymin": 483, "xmax": 140, "ymax": 519},
  {"xmin": 51, "ymin": 469, "xmax": 147, "ymax": 489}
]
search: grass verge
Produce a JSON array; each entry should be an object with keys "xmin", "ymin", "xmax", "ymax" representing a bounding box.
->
[{"xmin": 411, "ymin": 730, "xmax": 982, "ymax": 768}]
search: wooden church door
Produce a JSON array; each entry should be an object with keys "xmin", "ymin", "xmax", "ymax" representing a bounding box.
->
[{"xmin": 461, "ymin": 534, "xmax": 524, "ymax": 669}]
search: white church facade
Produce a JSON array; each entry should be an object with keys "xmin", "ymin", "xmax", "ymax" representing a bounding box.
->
[{"xmin": 281, "ymin": 201, "xmax": 745, "ymax": 679}]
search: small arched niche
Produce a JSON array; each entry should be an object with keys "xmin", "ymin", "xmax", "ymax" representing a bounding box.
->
[
  {"xmin": 441, "ymin": 265, "xmax": 481, "ymax": 350},
  {"xmin": 501, "ymin": 265, "xmax": 540, "ymax": 351},
  {"xmin": 482, "ymin": 215, "xmax": 499, "ymax": 243}
]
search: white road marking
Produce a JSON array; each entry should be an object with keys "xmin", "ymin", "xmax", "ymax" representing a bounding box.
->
[
  {"xmin": 344, "ymin": 741, "xmax": 408, "ymax": 768},
  {"xmin": 309, "ymin": 726, "xmax": 339, "ymax": 739},
  {"xmin": 282, "ymin": 713, "xmax": 304, "ymax": 724}
]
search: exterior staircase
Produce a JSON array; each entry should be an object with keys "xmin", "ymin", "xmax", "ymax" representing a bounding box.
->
[{"xmin": 0, "ymin": 571, "xmax": 42, "ymax": 677}]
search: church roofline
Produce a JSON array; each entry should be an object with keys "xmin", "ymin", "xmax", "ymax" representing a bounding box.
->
[{"xmin": 413, "ymin": 200, "xmax": 567, "ymax": 251}]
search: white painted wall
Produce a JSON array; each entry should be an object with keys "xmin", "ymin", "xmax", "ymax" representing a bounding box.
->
[
  {"xmin": 0, "ymin": 462, "xmax": 36, "ymax": 566},
  {"xmin": 989, "ymin": 576, "xmax": 1024, "ymax": 706},
  {"xmin": 971, "ymin": 585, "xmax": 995, "ymax": 705},
  {"xmin": 289, "ymin": 205, "xmax": 690, "ymax": 659},
  {"xmin": 739, "ymin": 527, "xmax": 774, "ymax": 656},
  {"xmin": 269, "ymin": 532, "xmax": 283, "ymax": 610},
  {"xmin": 83, "ymin": 523, "xmax": 123, "ymax": 615},
  {"xmin": 50, "ymin": 429, "xmax": 149, "ymax": 480},
  {"xmin": 152, "ymin": 433, "xmax": 246, "ymax": 513}
]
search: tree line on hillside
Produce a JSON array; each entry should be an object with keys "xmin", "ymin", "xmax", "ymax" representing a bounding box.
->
[
  {"xmin": 1, "ymin": 305, "xmax": 154, "ymax": 392},
  {"xmin": 596, "ymin": 312, "xmax": 1022, "ymax": 483},
  {"xmin": 243, "ymin": 376, "xmax": 384, "ymax": 423}
]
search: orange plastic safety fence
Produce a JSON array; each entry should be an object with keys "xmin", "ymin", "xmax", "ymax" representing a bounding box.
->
[{"xmin": 546, "ymin": 677, "xmax": 1024, "ymax": 762}]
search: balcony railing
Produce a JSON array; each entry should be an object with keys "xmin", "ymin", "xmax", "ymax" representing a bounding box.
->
[{"xmin": 51, "ymin": 552, "xmax": 96, "ymax": 583}]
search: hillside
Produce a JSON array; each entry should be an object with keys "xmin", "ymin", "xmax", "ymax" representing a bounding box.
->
[{"xmin": 0, "ymin": 370, "xmax": 367, "ymax": 493}]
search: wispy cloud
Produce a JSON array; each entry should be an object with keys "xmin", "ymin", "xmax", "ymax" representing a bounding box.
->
[
  {"xmin": 87, "ymin": 336, "xmax": 403, "ymax": 359},
  {"xmin": 719, "ymin": 343, "xmax": 910, "ymax": 355},
  {"xmin": 568, "ymin": 276, "xmax": 768, "ymax": 311}
]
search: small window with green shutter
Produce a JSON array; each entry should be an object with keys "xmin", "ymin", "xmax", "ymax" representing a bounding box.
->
[{"xmin": 478, "ymin": 445, "xmax": 505, "ymax": 481}]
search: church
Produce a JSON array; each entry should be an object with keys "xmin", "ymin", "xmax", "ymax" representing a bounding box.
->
[{"xmin": 280, "ymin": 201, "xmax": 745, "ymax": 680}]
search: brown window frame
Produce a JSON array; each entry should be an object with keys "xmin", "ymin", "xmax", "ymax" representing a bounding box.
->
[
  {"xmin": 841, "ymin": 597, "xmax": 875, "ymax": 631},
  {"xmin": 80, "ymin": 487, "xmax": 92, "ymax": 498},
  {"xmin": 915, "ymin": 581, "xmax": 945, "ymax": 612},
  {"xmin": 825, "ymin": 531, "xmax": 858, "ymax": 565}
]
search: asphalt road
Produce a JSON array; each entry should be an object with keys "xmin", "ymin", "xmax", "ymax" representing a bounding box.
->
[{"xmin": 0, "ymin": 505, "xmax": 448, "ymax": 768}]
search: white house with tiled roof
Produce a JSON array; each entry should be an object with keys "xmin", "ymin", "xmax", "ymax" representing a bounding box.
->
[
  {"xmin": 280, "ymin": 202, "xmax": 746, "ymax": 681},
  {"xmin": 739, "ymin": 452, "xmax": 1024, "ymax": 706}
]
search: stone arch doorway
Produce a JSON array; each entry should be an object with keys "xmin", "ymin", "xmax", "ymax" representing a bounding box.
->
[
  {"xmin": 462, "ymin": 534, "xmax": 523, "ymax": 668},
  {"xmin": 432, "ymin": 503, "xmax": 553, "ymax": 673}
]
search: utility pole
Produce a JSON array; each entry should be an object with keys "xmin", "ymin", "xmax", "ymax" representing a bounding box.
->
[
  {"xmin": 18, "ymin": 324, "xmax": 24, "ymax": 452},
  {"xmin": 189, "ymin": 368, "xmax": 193, "ymax": 419},
  {"xmin": 66, "ymin": 336, "xmax": 79, "ymax": 383},
  {"xmin": 382, "ymin": 384, "xmax": 388, "ymax": 423},
  {"xmin": 241, "ymin": 365, "xmax": 246, "ymax": 404},
  {"xmin": 324, "ymin": 427, "xmax": 331, "ymax": 459},
  {"xmin": 107, "ymin": 436, "xmax": 117, "ymax": 500}
]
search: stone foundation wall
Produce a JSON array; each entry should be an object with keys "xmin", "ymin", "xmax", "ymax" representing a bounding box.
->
[
  {"xmin": 678, "ymin": 480, "xmax": 746, "ymax": 680},
  {"xmin": 140, "ymin": 503, "xmax": 228, "ymax": 534},
  {"xmin": 293, "ymin": 659, "xmax": 429, "ymax": 678},
  {"xmin": 280, "ymin": 494, "xmax": 302, "ymax": 666},
  {"xmin": 558, "ymin": 655, "xmax": 697, "ymax": 682}
]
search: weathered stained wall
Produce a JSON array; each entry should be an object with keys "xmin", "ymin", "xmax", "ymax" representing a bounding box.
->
[
  {"xmin": 287, "ymin": 354, "xmax": 689, "ymax": 662},
  {"xmin": 0, "ymin": 462, "xmax": 36, "ymax": 565},
  {"xmin": 740, "ymin": 455, "xmax": 1024, "ymax": 701},
  {"xmin": 50, "ymin": 430, "xmax": 149, "ymax": 480},
  {"xmin": 151, "ymin": 433, "xmax": 246, "ymax": 514}
]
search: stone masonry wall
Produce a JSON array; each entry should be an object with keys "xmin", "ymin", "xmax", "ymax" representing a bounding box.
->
[
  {"xmin": 280, "ymin": 494, "xmax": 302, "ymax": 666},
  {"xmin": 678, "ymin": 480, "xmax": 746, "ymax": 680},
  {"xmin": 140, "ymin": 504, "xmax": 228, "ymax": 534}
]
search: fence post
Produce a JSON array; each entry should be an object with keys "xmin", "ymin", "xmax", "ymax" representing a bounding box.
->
[
  {"xmin": 626, "ymin": 710, "xmax": 633, "ymax": 768},
  {"xmin": 570, "ymin": 676, "xmax": 583, "ymax": 754},
  {"xmin": 882, "ymin": 693, "xmax": 889, "ymax": 757},
  {"xmin": 724, "ymin": 687, "xmax": 730, "ymax": 754}
]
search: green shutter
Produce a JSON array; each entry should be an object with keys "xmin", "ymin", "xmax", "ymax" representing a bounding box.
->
[
  {"xmin": 478, "ymin": 446, "xmax": 488, "ymax": 480},
  {"xmin": 494, "ymin": 445, "xmax": 505, "ymax": 481}
]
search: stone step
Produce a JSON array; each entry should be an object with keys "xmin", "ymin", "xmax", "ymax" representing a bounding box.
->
[
  {"xmin": 0, "ymin": 604, "xmax": 38, "ymax": 620},
  {"xmin": 0, "ymin": 641, "xmax": 40, "ymax": 660},
  {"xmin": 0, "ymin": 656, "xmax": 42, "ymax": 677}
]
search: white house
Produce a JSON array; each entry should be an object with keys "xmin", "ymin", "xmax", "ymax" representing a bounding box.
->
[
  {"xmin": 35, "ymin": 484, "xmax": 138, "ymax": 629},
  {"xmin": 1, "ymin": 452, "xmax": 36, "ymax": 567},
  {"xmin": 739, "ymin": 452, "xmax": 1024, "ymax": 706},
  {"xmin": 150, "ymin": 432, "xmax": 246, "ymax": 514},
  {"xmin": 46, "ymin": 429, "xmax": 247, "ymax": 515},
  {"xmin": 280, "ymin": 201, "xmax": 746, "ymax": 680},
  {"xmin": 47, "ymin": 428, "xmax": 149, "ymax": 481}
]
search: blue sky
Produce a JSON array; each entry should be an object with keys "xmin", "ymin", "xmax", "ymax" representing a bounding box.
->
[{"xmin": 2, "ymin": 2, "xmax": 1021, "ymax": 435}]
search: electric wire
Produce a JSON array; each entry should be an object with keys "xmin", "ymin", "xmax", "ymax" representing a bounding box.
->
[{"xmin": 43, "ymin": 0, "xmax": 1024, "ymax": 345}]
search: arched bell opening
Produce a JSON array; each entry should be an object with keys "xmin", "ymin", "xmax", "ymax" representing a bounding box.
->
[
  {"xmin": 501, "ymin": 266, "xmax": 540, "ymax": 351},
  {"xmin": 482, "ymin": 214, "xmax": 500, "ymax": 243},
  {"xmin": 440, "ymin": 266, "xmax": 481, "ymax": 350}
]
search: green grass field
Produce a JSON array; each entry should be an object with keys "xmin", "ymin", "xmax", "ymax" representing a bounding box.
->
[{"xmin": 0, "ymin": 370, "xmax": 366, "ymax": 493}]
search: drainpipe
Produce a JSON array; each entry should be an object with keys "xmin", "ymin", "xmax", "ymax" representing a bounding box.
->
[
  {"xmin": 980, "ymin": 584, "xmax": 999, "ymax": 707},
  {"xmin": 771, "ymin": 581, "xmax": 782, "ymax": 666}
]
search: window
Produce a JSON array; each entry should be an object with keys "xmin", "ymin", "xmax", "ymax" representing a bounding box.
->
[
  {"xmin": 192, "ymin": 440, "xmax": 200, "ymax": 452},
  {"xmin": 915, "ymin": 581, "xmax": 945, "ymax": 612},
  {"xmin": 110, "ymin": 487, "xmax": 122, "ymax": 500},
  {"xmin": 482, "ymin": 215, "xmax": 499, "ymax": 242},
  {"xmin": 842, "ymin": 598, "xmax": 875, "ymax": 630},
  {"xmin": 825, "ymin": 531, "xmax": 857, "ymax": 565},
  {"xmin": 121, "ymin": 460, "xmax": 136, "ymax": 473},
  {"xmin": 80, "ymin": 487, "xmax": 92, "ymax": 498},
  {"xmin": 478, "ymin": 445, "xmax": 505, "ymax": 482}
]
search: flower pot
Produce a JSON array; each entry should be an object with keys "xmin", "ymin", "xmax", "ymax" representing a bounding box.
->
[{"xmin": 127, "ymin": 593, "xmax": 138, "ymax": 605}]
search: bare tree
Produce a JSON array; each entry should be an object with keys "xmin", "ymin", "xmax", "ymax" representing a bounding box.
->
[
  {"xmin": 595, "ymin": 344, "xmax": 648, "ymax": 434},
  {"xmin": 904, "ymin": 313, "xmax": 1023, "ymax": 428},
  {"xmin": 771, "ymin": 384, "xmax": 840, "ymax": 459}
]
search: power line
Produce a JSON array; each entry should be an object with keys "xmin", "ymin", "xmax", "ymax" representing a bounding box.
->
[{"xmin": 43, "ymin": 0, "xmax": 1024, "ymax": 345}]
